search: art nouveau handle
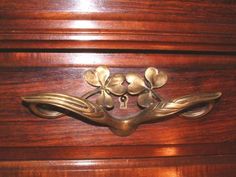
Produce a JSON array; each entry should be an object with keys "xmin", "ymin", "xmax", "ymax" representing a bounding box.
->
[{"xmin": 22, "ymin": 66, "xmax": 222, "ymax": 136}]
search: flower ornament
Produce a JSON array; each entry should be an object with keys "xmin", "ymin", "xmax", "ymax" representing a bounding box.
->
[
  {"xmin": 84, "ymin": 66, "xmax": 126, "ymax": 109},
  {"xmin": 126, "ymin": 67, "xmax": 168, "ymax": 108},
  {"xmin": 23, "ymin": 65, "xmax": 221, "ymax": 137}
]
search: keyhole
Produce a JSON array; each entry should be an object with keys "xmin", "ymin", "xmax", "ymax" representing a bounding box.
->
[{"xmin": 119, "ymin": 95, "xmax": 128, "ymax": 109}]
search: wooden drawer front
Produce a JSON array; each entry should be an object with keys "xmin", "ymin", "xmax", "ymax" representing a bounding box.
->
[{"xmin": 0, "ymin": 52, "xmax": 235, "ymax": 149}]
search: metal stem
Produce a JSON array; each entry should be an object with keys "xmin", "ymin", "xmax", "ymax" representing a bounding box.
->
[{"xmin": 81, "ymin": 88, "xmax": 101, "ymax": 99}]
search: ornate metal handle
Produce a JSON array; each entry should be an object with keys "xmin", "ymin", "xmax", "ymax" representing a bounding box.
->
[{"xmin": 22, "ymin": 66, "xmax": 221, "ymax": 136}]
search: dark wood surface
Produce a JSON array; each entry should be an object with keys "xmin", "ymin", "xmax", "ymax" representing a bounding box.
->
[
  {"xmin": 1, "ymin": 0, "xmax": 236, "ymax": 176},
  {"xmin": 0, "ymin": 54, "xmax": 236, "ymax": 147},
  {"xmin": 0, "ymin": 156, "xmax": 236, "ymax": 177},
  {"xmin": 0, "ymin": 143, "xmax": 236, "ymax": 160},
  {"xmin": 1, "ymin": 0, "xmax": 236, "ymax": 51},
  {"xmin": 0, "ymin": 52, "xmax": 236, "ymax": 176}
]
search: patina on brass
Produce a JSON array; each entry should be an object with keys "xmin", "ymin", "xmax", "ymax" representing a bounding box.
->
[{"xmin": 22, "ymin": 66, "xmax": 222, "ymax": 136}]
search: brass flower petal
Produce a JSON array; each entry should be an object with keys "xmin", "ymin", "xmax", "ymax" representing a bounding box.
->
[
  {"xmin": 138, "ymin": 91, "xmax": 154, "ymax": 108},
  {"xmin": 84, "ymin": 66, "xmax": 126, "ymax": 109},
  {"xmin": 126, "ymin": 73, "xmax": 146, "ymax": 95},
  {"xmin": 96, "ymin": 66, "xmax": 110, "ymax": 86},
  {"xmin": 106, "ymin": 74, "xmax": 126, "ymax": 96},
  {"xmin": 145, "ymin": 67, "xmax": 167, "ymax": 88},
  {"xmin": 84, "ymin": 70, "xmax": 100, "ymax": 87},
  {"xmin": 152, "ymin": 71, "xmax": 168, "ymax": 88},
  {"xmin": 96, "ymin": 90, "xmax": 114, "ymax": 109},
  {"xmin": 145, "ymin": 67, "xmax": 158, "ymax": 88}
]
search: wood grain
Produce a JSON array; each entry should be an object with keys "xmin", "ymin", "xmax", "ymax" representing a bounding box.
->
[
  {"xmin": 0, "ymin": 0, "xmax": 236, "ymax": 51},
  {"xmin": 1, "ymin": 1, "xmax": 236, "ymax": 176},
  {"xmin": 1, "ymin": 0, "xmax": 236, "ymax": 23},
  {"xmin": 0, "ymin": 155, "xmax": 236, "ymax": 177},
  {"xmin": 0, "ymin": 54, "xmax": 235, "ymax": 147},
  {"xmin": 1, "ymin": 52, "xmax": 236, "ymax": 68},
  {"xmin": 0, "ymin": 143, "xmax": 236, "ymax": 160}
]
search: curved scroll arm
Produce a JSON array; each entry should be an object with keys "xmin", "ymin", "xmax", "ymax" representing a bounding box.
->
[{"xmin": 22, "ymin": 92, "xmax": 221, "ymax": 136}]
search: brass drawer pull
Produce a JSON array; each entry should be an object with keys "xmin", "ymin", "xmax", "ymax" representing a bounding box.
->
[{"xmin": 22, "ymin": 66, "xmax": 221, "ymax": 136}]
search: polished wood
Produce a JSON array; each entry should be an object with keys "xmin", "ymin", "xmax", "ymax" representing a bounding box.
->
[
  {"xmin": 1, "ymin": 0, "xmax": 236, "ymax": 176},
  {"xmin": 0, "ymin": 156, "xmax": 236, "ymax": 177},
  {"xmin": 0, "ymin": 62, "xmax": 235, "ymax": 146},
  {"xmin": 1, "ymin": 0, "xmax": 236, "ymax": 51},
  {"xmin": 0, "ymin": 143, "xmax": 236, "ymax": 160},
  {"xmin": 1, "ymin": 52, "xmax": 236, "ymax": 68}
]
